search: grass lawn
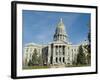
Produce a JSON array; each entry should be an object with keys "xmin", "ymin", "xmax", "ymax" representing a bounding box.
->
[
  {"xmin": 23, "ymin": 64, "xmax": 91, "ymax": 69},
  {"xmin": 65, "ymin": 64, "xmax": 91, "ymax": 67},
  {"xmin": 23, "ymin": 65, "xmax": 50, "ymax": 70}
]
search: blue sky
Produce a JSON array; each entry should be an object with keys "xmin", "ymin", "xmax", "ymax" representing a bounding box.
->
[{"xmin": 22, "ymin": 10, "xmax": 90, "ymax": 45}]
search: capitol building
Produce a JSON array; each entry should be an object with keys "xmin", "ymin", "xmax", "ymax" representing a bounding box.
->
[{"xmin": 23, "ymin": 18, "xmax": 88, "ymax": 67}]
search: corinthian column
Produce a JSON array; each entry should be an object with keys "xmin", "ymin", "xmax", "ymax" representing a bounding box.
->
[{"xmin": 53, "ymin": 45, "xmax": 55, "ymax": 65}]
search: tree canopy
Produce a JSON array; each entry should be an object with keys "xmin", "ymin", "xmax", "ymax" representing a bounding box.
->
[
  {"xmin": 28, "ymin": 49, "xmax": 43, "ymax": 66},
  {"xmin": 77, "ymin": 45, "xmax": 86, "ymax": 65}
]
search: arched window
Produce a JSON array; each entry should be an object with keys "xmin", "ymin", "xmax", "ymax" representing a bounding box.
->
[
  {"xmin": 26, "ymin": 48, "xmax": 28, "ymax": 52},
  {"xmin": 56, "ymin": 57, "xmax": 58, "ymax": 63},
  {"xmin": 50, "ymin": 56, "xmax": 53, "ymax": 64},
  {"xmin": 63, "ymin": 46, "xmax": 65, "ymax": 55},
  {"xmin": 56, "ymin": 46, "xmax": 58, "ymax": 55},
  {"xmin": 63, "ymin": 57, "xmax": 65, "ymax": 63},
  {"xmin": 59, "ymin": 57, "xmax": 61, "ymax": 62}
]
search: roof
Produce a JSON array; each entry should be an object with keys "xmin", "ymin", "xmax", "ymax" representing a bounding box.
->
[
  {"xmin": 57, "ymin": 18, "xmax": 65, "ymax": 30},
  {"xmin": 25, "ymin": 43, "xmax": 41, "ymax": 47}
]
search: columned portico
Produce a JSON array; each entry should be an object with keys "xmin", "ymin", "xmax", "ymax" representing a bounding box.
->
[
  {"xmin": 51, "ymin": 44, "xmax": 66, "ymax": 65},
  {"xmin": 52, "ymin": 45, "xmax": 56, "ymax": 65},
  {"xmin": 51, "ymin": 18, "xmax": 68, "ymax": 65}
]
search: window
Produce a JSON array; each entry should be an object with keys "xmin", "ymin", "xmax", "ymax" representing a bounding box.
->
[
  {"xmin": 50, "ymin": 56, "xmax": 53, "ymax": 64},
  {"xmin": 59, "ymin": 46, "xmax": 62, "ymax": 53},
  {"xmin": 56, "ymin": 46, "xmax": 58, "ymax": 55},
  {"xmin": 59, "ymin": 57, "xmax": 61, "ymax": 62},
  {"xmin": 26, "ymin": 48, "xmax": 28, "ymax": 52},
  {"xmin": 74, "ymin": 49, "xmax": 77, "ymax": 52},
  {"xmin": 63, "ymin": 46, "xmax": 65, "ymax": 55},
  {"xmin": 56, "ymin": 57, "xmax": 58, "ymax": 63},
  {"xmin": 63, "ymin": 57, "xmax": 65, "ymax": 63},
  {"xmin": 72, "ymin": 49, "xmax": 73, "ymax": 54}
]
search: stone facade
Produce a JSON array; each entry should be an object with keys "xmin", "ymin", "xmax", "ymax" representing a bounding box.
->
[
  {"xmin": 23, "ymin": 18, "xmax": 83, "ymax": 66},
  {"xmin": 23, "ymin": 43, "xmax": 43, "ymax": 66},
  {"xmin": 42, "ymin": 42, "xmax": 79, "ymax": 66}
]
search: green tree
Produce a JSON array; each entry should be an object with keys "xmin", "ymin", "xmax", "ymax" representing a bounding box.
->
[
  {"xmin": 83, "ymin": 22, "xmax": 91, "ymax": 65},
  {"xmin": 84, "ymin": 44, "xmax": 91, "ymax": 65},
  {"xmin": 87, "ymin": 22, "xmax": 91, "ymax": 64},
  {"xmin": 77, "ymin": 45, "xmax": 86, "ymax": 65},
  {"xmin": 28, "ymin": 59, "xmax": 33, "ymax": 66},
  {"xmin": 38, "ymin": 55, "xmax": 43, "ymax": 66},
  {"xmin": 31, "ymin": 49, "xmax": 39, "ymax": 65},
  {"xmin": 87, "ymin": 21, "xmax": 91, "ymax": 43}
]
